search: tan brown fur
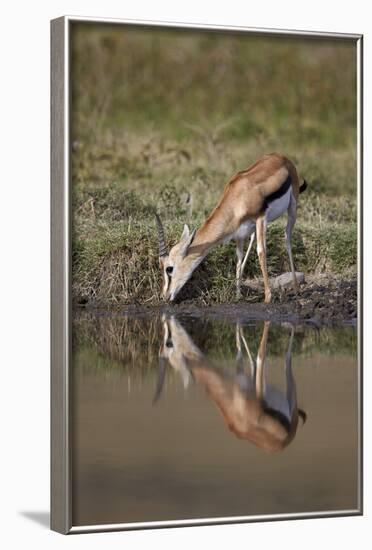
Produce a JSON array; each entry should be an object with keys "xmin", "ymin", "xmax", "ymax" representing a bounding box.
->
[
  {"xmin": 191, "ymin": 153, "xmax": 300, "ymax": 253},
  {"xmin": 159, "ymin": 318, "xmax": 304, "ymax": 453},
  {"xmin": 158, "ymin": 153, "xmax": 304, "ymax": 302}
]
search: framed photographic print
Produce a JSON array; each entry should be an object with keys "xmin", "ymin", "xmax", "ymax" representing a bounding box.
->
[{"xmin": 51, "ymin": 15, "xmax": 363, "ymax": 534}]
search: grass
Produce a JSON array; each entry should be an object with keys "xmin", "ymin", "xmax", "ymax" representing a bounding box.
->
[{"xmin": 70, "ymin": 23, "xmax": 357, "ymax": 306}]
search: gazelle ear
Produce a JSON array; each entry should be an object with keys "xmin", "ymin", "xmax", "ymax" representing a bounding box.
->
[
  {"xmin": 180, "ymin": 225, "xmax": 196, "ymax": 257},
  {"xmin": 181, "ymin": 224, "xmax": 191, "ymax": 240}
]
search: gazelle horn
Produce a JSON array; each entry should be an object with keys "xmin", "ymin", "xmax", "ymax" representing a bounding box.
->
[
  {"xmin": 152, "ymin": 357, "xmax": 167, "ymax": 405},
  {"xmin": 155, "ymin": 213, "xmax": 168, "ymax": 257}
]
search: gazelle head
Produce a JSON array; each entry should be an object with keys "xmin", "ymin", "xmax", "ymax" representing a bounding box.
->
[
  {"xmin": 153, "ymin": 316, "xmax": 198, "ymax": 404},
  {"xmin": 155, "ymin": 214, "xmax": 198, "ymax": 302},
  {"xmin": 159, "ymin": 315, "xmax": 201, "ymax": 365}
]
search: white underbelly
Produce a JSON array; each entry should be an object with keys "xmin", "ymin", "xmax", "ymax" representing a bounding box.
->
[
  {"xmin": 225, "ymin": 189, "xmax": 291, "ymax": 243},
  {"xmin": 231, "ymin": 220, "xmax": 255, "ymax": 241},
  {"xmin": 265, "ymin": 188, "xmax": 291, "ymax": 223},
  {"xmin": 264, "ymin": 385, "xmax": 291, "ymax": 421}
]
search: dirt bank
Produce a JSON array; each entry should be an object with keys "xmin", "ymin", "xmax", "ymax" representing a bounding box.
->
[{"xmin": 77, "ymin": 274, "xmax": 357, "ymax": 327}]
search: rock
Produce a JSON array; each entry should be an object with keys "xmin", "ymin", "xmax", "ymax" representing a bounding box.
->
[{"xmin": 271, "ymin": 272, "xmax": 305, "ymax": 290}]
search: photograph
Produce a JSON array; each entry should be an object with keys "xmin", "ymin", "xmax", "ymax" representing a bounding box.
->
[{"xmin": 52, "ymin": 17, "xmax": 361, "ymax": 532}]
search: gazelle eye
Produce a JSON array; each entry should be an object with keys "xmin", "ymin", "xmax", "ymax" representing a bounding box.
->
[
  {"xmin": 166, "ymin": 266, "xmax": 173, "ymax": 276},
  {"xmin": 166, "ymin": 340, "xmax": 173, "ymax": 348}
]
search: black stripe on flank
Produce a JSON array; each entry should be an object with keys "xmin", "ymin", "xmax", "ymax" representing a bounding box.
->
[
  {"xmin": 262, "ymin": 405, "xmax": 291, "ymax": 432},
  {"xmin": 262, "ymin": 175, "xmax": 292, "ymax": 211}
]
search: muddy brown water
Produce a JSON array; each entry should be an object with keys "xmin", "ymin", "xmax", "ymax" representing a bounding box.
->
[{"xmin": 71, "ymin": 312, "xmax": 359, "ymax": 527}]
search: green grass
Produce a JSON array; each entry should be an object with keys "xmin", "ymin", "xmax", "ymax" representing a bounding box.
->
[
  {"xmin": 71, "ymin": 24, "xmax": 356, "ymax": 148},
  {"xmin": 72, "ymin": 214, "xmax": 357, "ymax": 305},
  {"xmin": 70, "ymin": 23, "xmax": 357, "ymax": 306}
]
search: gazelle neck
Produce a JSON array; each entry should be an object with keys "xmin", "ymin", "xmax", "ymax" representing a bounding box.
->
[{"xmin": 187, "ymin": 210, "xmax": 231, "ymax": 259}]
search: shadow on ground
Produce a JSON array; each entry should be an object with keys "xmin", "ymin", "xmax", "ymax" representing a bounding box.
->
[{"xmin": 20, "ymin": 511, "xmax": 50, "ymax": 529}]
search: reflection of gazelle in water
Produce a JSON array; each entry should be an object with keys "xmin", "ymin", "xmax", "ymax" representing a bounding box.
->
[{"xmin": 156, "ymin": 317, "xmax": 306, "ymax": 453}]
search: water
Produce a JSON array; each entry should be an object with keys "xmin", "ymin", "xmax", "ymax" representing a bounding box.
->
[{"xmin": 71, "ymin": 312, "xmax": 359, "ymax": 527}]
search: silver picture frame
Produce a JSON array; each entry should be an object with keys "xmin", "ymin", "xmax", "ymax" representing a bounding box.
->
[{"xmin": 51, "ymin": 15, "xmax": 363, "ymax": 534}]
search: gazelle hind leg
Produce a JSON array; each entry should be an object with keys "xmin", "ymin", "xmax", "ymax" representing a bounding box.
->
[
  {"xmin": 286, "ymin": 193, "xmax": 299, "ymax": 291},
  {"xmin": 256, "ymin": 215, "xmax": 271, "ymax": 304},
  {"xmin": 255, "ymin": 321, "xmax": 270, "ymax": 399},
  {"xmin": 285, "ymin": 324, "xmax": 297, "ymax": 417}
]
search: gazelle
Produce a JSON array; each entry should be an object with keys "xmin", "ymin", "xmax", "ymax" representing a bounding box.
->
[
  {"xmin": 156, "ymin": 316, "xmax": 307, "ymax": 453},
  {"xmin": 155, "ymin": 152, "xmax": 307, "ymax": 302}
]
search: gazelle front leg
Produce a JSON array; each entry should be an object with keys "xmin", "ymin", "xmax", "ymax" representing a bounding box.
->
[
  {"xmin": 237, "ymin": 324, "xmax": 256, "ymax": 377},
  {"xmin": 236, "ymin": 232, "xmax": 256, "ymax": 299},
  {"xmin": 235, "ymin": 239, "xmax": 244, "ymax": 298},
  {"xmin": 256, "ymin": 215, "xmax": 271, "ymax": 304},
  {"xmin": 241, "ymin": 231, "xmax": 255, "ymax": 278},
  {"xmin": 235, "ymin": 323, "xmax": 255, "ymax": 393},
  {"xmin": 235, "ymin": 322, "xmax": 243, "ymax": 366}
]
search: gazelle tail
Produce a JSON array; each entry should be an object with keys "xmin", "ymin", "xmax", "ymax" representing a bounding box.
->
[{"xmin": 299, "ymin": 180, "xmax": 308, "ymax": 194}]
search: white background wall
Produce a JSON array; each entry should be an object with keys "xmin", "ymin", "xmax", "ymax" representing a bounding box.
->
[{"xmin": 1, "ymin": 0, "xmax": 370, "ymax": 547}]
